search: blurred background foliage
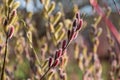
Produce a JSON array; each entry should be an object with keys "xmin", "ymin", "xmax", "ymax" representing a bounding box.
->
[{"xmin": 0, "ymin": 0, "xmax": 120, "ymax": 80}]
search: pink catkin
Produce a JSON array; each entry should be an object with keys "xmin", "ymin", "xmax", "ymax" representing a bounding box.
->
[
  {"xmin": 52, "ymin": 59, "xmax": 59, "ymax": 67},
  {"xmin": 73, "ymin": 32, "xmax": 78, "ymax": 39},
  {"xmin": 62, "ymin": 40, "xmax": 66, "ymax": 49},
  {"xmin": 11, "ymin": 10, "xmax": 17, "ymax": 17},
  {"xmin": 48, "ymin": 57, "xmax": 53, "ymax": 67},
  {"xmin": 8, "ymin": 26, "xmax": 14, "ymax": 39},
  {"xmin": 58, "ymin": 49, "xmax": 62, "ymax": 57},
  {"xmin": 55, "ymin": 50, "xmax": 59, "ymax": 60},
  {"xmin": 76, "ymin": 12, "xmax": 80, "ymax": 20},
  {"xmin": 76, "ymin": 19, "xmax": 83, "ymax": 31},
  {"xmin": 55, "ymin": 49, "xmax": 62, "ymax": 60}
]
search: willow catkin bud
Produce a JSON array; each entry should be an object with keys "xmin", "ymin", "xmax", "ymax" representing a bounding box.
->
[
  {"xmin": 7, "ymin": 25, "xmax": 14, "ymax": 39},
  {"xmin": 67, "ymin": 30, "xmax": 71, "ymax": 40},
  {"xmin": 62, "ymin": 40, "xmax": 66, "ymax": 49},
  {"xmin": 55, "ymin": 50, "xmax": 59, "ymax": 60},
  {"xmin": 78, "ymin": 53, "xmax": 84, "ymax": 71},
  {"xmin": 55, "ymin": 22, "xmax": 63, "ymax": 34},
  {"xmin": 57, "ymin": 49, "xmax": 62, "ymax": 57},
  {"xmin": 55, "ymin": 49, "xmax": 62, "ymax": 60},
  {"xmin": 0, "ymin": 45, "xmax": 2, "ymax": 53},
  {"xmin": 12, "ymin": 1, "xmax": 20, "ymax": 10},
  {"xmin": 47, "ymin": 1, "xmax": 55, "ymax": 15},
  {"xmin": 48, "ymin": 57, "xmax": 53, "ymax": 67},
  {"xmin": 76, "ymin": 12, "xmax": 80, "ymax": 20},
  {"xmin": 3, "ymin": 19, "xmax": 8, "ymax": 26},
  {"xmin": 52, "ymin": 12, "xmax": 62, "ymax": 26},
  {"xmin": 44, "ymin": 0, "xmax": 50, "ymax": 7},
  {"xmin": 62, "ymin": 49, "xmax": 67, "ymax": 55},
  {"xmin": 60, "ymin": 55, "xmax": 68, "ymax": 69},
  {"xmin": 74, "ymin": 43, "xmax": 79, "ymax": 59},
  {"xmin": 93, "ymin": 37, "xmax": 99, "ymax": 53},
  {"xmin": 8, "ymin": 0, "xmax": 14, "ymax": 6},
  {"xmin": 73, "ymin": 31, "xmax": 78, "ymax": 40},
  {"xmin": 76, "ymin": 19, "xmax": 83, "ymax": 31},
  {"xmin": 94, "ymin": 37, "xmax": 99, "ymax": 46},
  {"xmin": 96, "ymin": 28, "xmax": 102, "ymax": 37},
  {"xmin": 57, "ymin": 29, "xmax": 65, "ymax": 43},
  {"xmin": 49, "ymin": 23, "xmax": 54, "ymax": 33},
  {"xmin": 27, "ymin": 31, "xmax": 32, "ymax": 43},
  {"xmin": 9, "ymin": 10, "xmax": 17, "ymax": 25},
  {"xmin": 11, "ymin": 10, "xmax": 17, "ymax": 17},
  {"xmin": 69, "ymin": 29, "xmax": 75, "ymax": 41},
  {"xmin": 42, "ymin": 60, "xmax": 48, "ymax": 70},
  {"xmin": 72, "ymin": 19, "xmax": 77, "ymax": 28},
  {"xmin": 106, "ymin": 35, "xmax": 114, "ymax": 46},
  {"xmin": 47, "ymin": 69, "xmax": 55, "ymax": 80},
  {"xmin": 64, "ymin": 19, "xmax": 72, "ymax": 29},
  {"xmin": 52, "ymin": 59, "xmax": 59, "ymax": 67}
]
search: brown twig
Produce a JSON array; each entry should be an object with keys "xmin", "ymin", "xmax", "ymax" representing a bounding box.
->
[
  {"xmin": 40, "ymin": 67, "xmax": 51, "ymax": 80},
  {"xmin": 1, "ymin": 37, "xmax": 8, "ymax": 80}
]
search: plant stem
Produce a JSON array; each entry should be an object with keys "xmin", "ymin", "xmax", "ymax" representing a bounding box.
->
[
  {"xmin": 1, "ymin": 37, "xmax": 8, "ymax": 80},
  {"xmin": 40, "ymin": 67, "xmax": 51, "ymax": 80},
  {"xmin": 32, "ymin": 46, "xmax": 42, "ymax": 68}
]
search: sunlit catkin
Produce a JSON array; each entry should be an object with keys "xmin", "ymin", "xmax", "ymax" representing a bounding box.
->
[
  {"xmin": 47, "ymin": 1, "xmax": 55, "ymax": 15},
  {"xmin": 52, "ymin": 12, "xmax": 62, "ymax": 26}
]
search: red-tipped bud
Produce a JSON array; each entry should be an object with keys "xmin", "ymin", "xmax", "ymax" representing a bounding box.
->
[
  {"xmin": 62, "ymin": 40, "xmax": 66, "ymax": 49},
  {"xmin": 73, "ymin": 31, "xmax": 78, "ymax": 39},
  {"xmin": 72, "ymin": 19, "xmax": 77, "ymax": 28},
  {"xmin": 11, "ymin": 10, "xmax": 17, "ymax": 17},
  {"xmin": 58, "ymin": 49, "xmax": 62, "ymax": 57},
  {"xmin": 52, "ymin": 59, "xmax": 59, "ymax": 67},
  {"xmin": 76, "ymin": 12, "xmax": 80, "ymax": 20},
  {"xmin": 48, "ymin": 57, "xmax": 53, "ymax": 67},
  {"xmin": 76, "ymin": 19, "xmax": 83, "ymax": 31},
  {"xmin": 59, "ymin": 56, "xmax": 63, "ymax": 63},
  {"xmin": 3, "ymin": 19, "xmax": 8, "ymax": 26},
  {"xmin": 69, "ymin": 29, "xmax": 75, "ymax": 41},
  {"xmin": 55, "ymin": 50, "xmax": 59, "ymax": 60},
  {"xmin": 67, "ymin": 30, "xmax": 71, "ymax": 40},
  {"xmin": 55, "ymin": 49, "xmax": 62, "ymax": 60},
  {"xmin": 62, "ymin": 49, "xmax": 67, "ymax": 55},
  {"xmin": 7, "ymin": 25, "xmax": 14, "ymax": 39}
]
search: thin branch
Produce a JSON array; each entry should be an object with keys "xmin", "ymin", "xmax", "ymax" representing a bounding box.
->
[
  {"xmin": 1, "ymin": 37, "xmax": 8, "ymax": 80},
  {"xmin": 40, "ymin": 67, "xmax": 51, "ymax": 80},
  {"xmin": 113, "ymin": 0, "xmax": 120, "ymax": 15}
]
